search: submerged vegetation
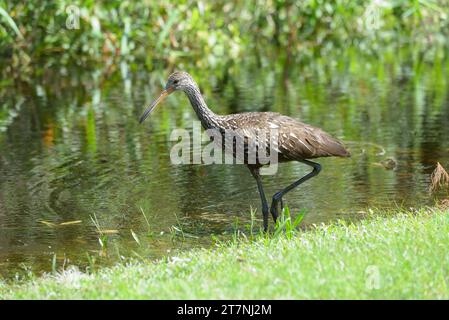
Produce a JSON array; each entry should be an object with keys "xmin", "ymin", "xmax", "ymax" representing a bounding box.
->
[
  {"xmin": 1, "ymin": 207, "xmax": 449, "ymax": 299},
  {"xmin": 430, "ymin": 162, "xmax": 449, "ymax": 193}
]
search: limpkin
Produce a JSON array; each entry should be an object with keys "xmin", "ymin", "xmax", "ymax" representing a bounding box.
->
[{"xmin": 140, "ymin": 71, "xmax": 350, "ymax": 231}]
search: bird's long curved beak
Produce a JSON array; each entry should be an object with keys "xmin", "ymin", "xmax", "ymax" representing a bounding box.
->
[{"xmin": 139, "ymin": 87, "xmax": 174, "ymax": 124}]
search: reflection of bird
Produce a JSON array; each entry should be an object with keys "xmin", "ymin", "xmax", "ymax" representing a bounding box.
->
[{"xmin": 140, "ymin": 71, "xmax": 350, "ymax": 231}]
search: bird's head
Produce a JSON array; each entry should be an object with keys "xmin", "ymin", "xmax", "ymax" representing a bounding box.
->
[
  {"xmin": 165, "ymin": 71, "xmax": 194, "ymax": 91},
  {"xmin": 139, "ymin": 71, "xmax": 195, "ymax": 124}
]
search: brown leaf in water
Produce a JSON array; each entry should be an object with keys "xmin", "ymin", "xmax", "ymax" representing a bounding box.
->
[
  {"xmin": 430, "ymin": 162, "xmax": 449, "ymax": 193},
  {"xmin": 59, "ymin": 220, "xmax": 82, "ymax": 226},
  {"xmin": 39, "ymin": 220, "xmax": 57, "ymax": 227},
  {"xmin": 96, "ymin": 229, "xmax": 119, "ymax": 234}
]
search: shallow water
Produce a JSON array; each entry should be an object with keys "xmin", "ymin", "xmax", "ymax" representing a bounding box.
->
[{"xmin": 1, "ymin": 48, "xmax": 449, "ymax": 277}]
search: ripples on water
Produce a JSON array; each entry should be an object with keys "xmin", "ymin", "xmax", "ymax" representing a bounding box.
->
[{"xmin": 0, "ymin": 51, "xmax": 448, "ymax": 277}]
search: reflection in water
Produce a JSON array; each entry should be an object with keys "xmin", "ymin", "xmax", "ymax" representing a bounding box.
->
[{"xmin": 1, "ymin": 48, "xmax": 448, "ymax": 277}]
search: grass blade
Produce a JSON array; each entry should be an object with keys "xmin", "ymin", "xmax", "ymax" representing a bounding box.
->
[
  {"xmin": 0, "ymin": 7, "xmax": 23, "ymax": 39},
  {"xmin": 131, "ymin": 229, "xmax": 141, "ymax": 246}
]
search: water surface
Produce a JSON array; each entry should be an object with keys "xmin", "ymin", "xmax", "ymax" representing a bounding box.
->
[{"xmin": 1, "ymin": 48, "xmax": 448, "ymax": 277}]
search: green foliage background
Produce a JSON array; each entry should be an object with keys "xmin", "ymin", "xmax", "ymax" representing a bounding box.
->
[{"xmin": 1, "ymin": 0, "xmax": 448, "ymax": 77}]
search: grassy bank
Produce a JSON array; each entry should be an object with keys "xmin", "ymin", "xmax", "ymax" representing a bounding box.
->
[{"xmin": 1, "ymin": 208, "xmax": 449, "ymax": 299}]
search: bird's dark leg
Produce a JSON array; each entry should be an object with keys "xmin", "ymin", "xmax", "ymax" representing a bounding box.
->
[
  {"xmin": 248, "ymin": 165, "xmax": 269, "ymax": 231},
  {"xmin": 270, "ymin": 159, "xmax": 321, "ymax": 219}
]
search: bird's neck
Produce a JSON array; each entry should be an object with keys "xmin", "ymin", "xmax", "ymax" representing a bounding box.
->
[{"xmin": 183, "ymin": 84, "xmax": 218, "ymax": 129}]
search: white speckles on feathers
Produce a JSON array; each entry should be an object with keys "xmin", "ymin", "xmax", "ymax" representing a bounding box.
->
[{"xmin": 215, "ymin": 112, "xmax": 350, "ymax": 160}]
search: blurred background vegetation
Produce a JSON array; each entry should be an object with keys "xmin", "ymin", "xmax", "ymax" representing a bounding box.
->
[{"xmin": 1, "ymin": 0, "xmax": 448, "ymax": 80}]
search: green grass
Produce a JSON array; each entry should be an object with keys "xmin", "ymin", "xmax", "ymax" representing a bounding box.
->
[{"xmin": 1, "ymin": 208, "xmax": 449, "ymax": 299}]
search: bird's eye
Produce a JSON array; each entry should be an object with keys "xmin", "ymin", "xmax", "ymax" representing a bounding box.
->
[{"xmin": 173, "ymin": 80, "xmax": 179, "ymax": 84}]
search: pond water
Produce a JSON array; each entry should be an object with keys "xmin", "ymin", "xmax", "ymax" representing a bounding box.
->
[{"xmin": 1, "ymin": 47, "xmax": 448, "ymax": 278}]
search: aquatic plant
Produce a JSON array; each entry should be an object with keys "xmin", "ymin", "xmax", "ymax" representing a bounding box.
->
[{"xmin": 430, "ymin": 162, "xmax": 449, "ymax": 193}]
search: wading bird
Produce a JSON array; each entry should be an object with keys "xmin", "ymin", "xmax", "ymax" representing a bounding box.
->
[{"xmin": 140, "ymin": 71, "xmax": 350, "ymax": 231}]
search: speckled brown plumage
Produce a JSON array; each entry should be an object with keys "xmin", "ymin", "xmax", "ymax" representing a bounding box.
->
[
  {"xmin": 139, "ymin": 71, "xmax": 350, "ymax": 231},
  {"xmin": 162, "ymin": 71, "xmax": 350, "ymax": 164},
  {"xmin": 217, "ymin": 112, "xmax": 350, "ymax": 162}
]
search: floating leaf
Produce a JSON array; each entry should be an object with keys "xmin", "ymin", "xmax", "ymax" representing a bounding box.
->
[
  {"xmin": 59, "ymin": 220, "xmax": 82, "ymax": 226},
  {"xmin": 39, "ymin": 220, "xmax": 57, "ymax": 227},
  {"xmin": 96, "ymin": 229, "xmax": 119, "ymax": 234}
]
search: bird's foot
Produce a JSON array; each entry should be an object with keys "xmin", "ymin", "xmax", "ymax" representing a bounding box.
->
[
  {"xmin": 262, "ymin": 205, "xmax": 269, "ymax": 232},
  {"xmin": 270, "ymin": 201, "xmax": 279, "ymax": 224},
  {"xmin": 271, "ymin": 194, "xmax": 288, "ymax": 226}
]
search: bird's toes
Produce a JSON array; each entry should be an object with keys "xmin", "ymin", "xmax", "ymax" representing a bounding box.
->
[{"xmin": 270, "ymin": 204, "xmax": 279, "ymax": 223}]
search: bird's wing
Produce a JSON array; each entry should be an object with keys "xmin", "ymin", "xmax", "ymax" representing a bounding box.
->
[
  {"xmin": 218, "ymin": 113, "xmax": 282, "ymax": 161},
  {"xmin": 218, "ymin": 112, "xmax": 349, "ymax": 160},
  {"xmin": 274, "ymin": 116, "xmax": 350, "ymax": 159}
]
